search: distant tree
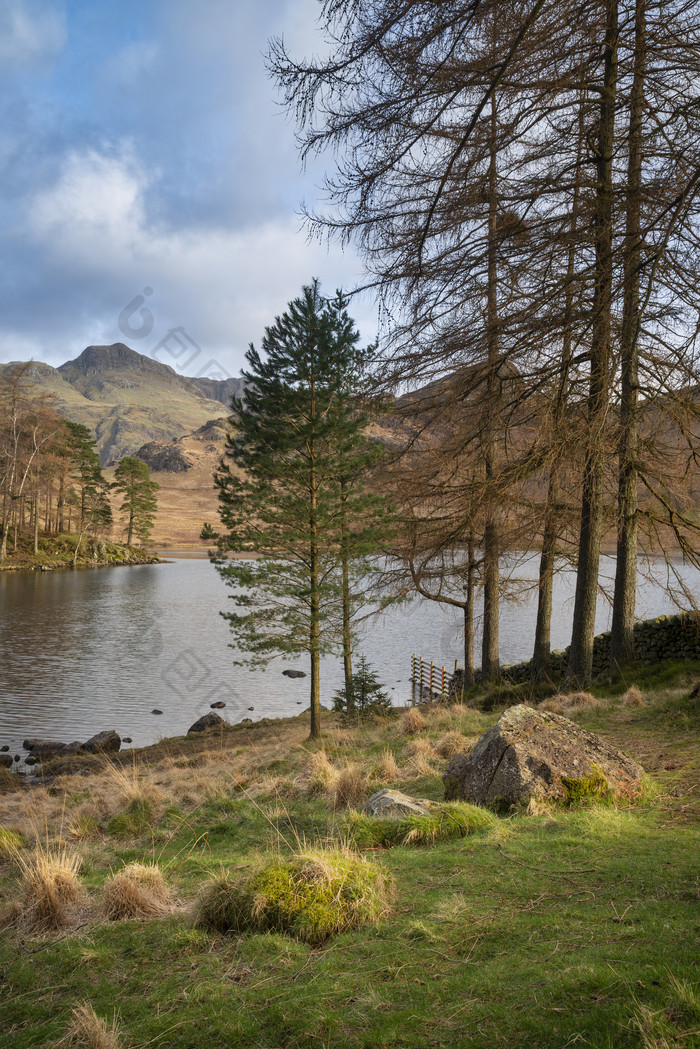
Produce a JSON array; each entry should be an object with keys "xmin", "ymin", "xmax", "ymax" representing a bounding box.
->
[{"xmin": 112, "ymin": 457, "xmax": 159, "ymax": 545}]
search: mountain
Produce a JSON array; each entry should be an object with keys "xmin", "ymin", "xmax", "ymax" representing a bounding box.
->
[{"xmin": 0, "ymin": 343, "xmax": 245, "ymax": 464}]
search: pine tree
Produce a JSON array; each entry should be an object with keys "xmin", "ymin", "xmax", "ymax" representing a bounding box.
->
[
  {"xmin": 332, "ymin": 656, "xmax": 391, "ymax": 722},
  {"xmin": 211, "ymin": 281, "xmax": 392, "ymax": 738},
  {"xmin": 112, "ymin": 456, "xmax": 159, "ymax": 545}
]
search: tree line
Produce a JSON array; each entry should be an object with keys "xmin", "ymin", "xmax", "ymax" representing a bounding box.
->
[
  {"xmin": 0, "ymin": 364, "xmax": 159, "ymax": 562},
  {"xmin": 264, "ymin": 0, "xmax": 700, "ymax": 690}
]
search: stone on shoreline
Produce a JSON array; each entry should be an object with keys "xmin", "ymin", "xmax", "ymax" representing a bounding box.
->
[
  {"xmin": 82, "ymin": 730, "xmax": 121, "ymax": 754},
  {"xmin": 188, "ymin": 712, "xmax": 225, "ymax": 734}
]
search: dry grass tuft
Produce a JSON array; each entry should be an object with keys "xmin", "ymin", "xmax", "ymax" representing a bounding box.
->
[
  {"xmin": 540, "ymin": 691, "xmax": 600, "ymax": 714},
  {"xmin": 434, "ymin": 731, "xmax": 470, "ymax": 759},
  {"xmin": 405, "ymin": 737, "xmax": 437, "ymax": 760},
  {"xmin": 623, "ymin": 684, "xmax": 645, "ymax": 707},
  {"xmin": 62, "ymin": 1002, "xmax": 122, "ymax": 1049},
  {"xmin": 16, "ymin": 844, "xmax": 84, "ymax": 933},
  {"xmin": 333, "ymin": 763, "xmax": 368, "ymax": 809},
  {"xmin": 301, "ymin": 751, "xmax": 339, "ymax": 795},
  {"xmin": 525, "ymin": 798, "xmax": 554, "ymax": 817},
  {"xmin": 400, "ymin": 708, "xmax": 427, "ymax": 735},
  {"xmin": 405, "ymin": 751, "xmax": 436, "ymax": 777},
  {"xmin": 102, "ymin": 862, "xmax": 172, "ymax": 920},
  {"xmin": 375, "ymin": 748, "xmax": 401, "ymax": 781},
  {"xmin": 0, "ymin": 826, "xmax": 24, "ymax": 860}
]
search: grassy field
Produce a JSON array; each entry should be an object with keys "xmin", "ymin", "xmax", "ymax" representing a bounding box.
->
[{"xmin": 0, "ymin": 663, "xmax": 698, "ymax": 1048}]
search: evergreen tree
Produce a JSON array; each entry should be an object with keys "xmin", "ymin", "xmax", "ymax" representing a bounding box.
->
[
  {"xmin": 211, "ymin": 280, "xmax": 392, "ymax": 738},
  {"xmin": 332, "ymin": 656, "xmax": 391, "ymax": 722},
  {"xmin": 112, "ymin": 456, "xmax": 159, "ymax": 544}
]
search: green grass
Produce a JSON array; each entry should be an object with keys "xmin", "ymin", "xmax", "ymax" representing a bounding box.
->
[
  {"xmin": 1, "ymin": 663, "xmax": 699, "ymax": 1048},
  {"xmin": 343, "ymin": 802, "xmax": 499, "ymax": 848}
]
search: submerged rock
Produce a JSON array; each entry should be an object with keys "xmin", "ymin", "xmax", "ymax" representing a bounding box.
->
[
  {"xmin": 188, "ymin": 712, "xmax": 225, "ymax": 734},
  {"xmin": 22, "ymin": 739, "xmax": 67, "ymax": 760},
  {"xmin": 210, "ymin": 701, "xmax": 226, "ymax": 709},
  {"xmin": 443, "ymin": 703, "xmax": 643, "ymax": 808},
  {"xmin": 282, "ymin": 669, "xmax": 306, "ymax": 679},
  {"xmin": 82, "ymin": 730, "xmax": 121, "ymax": 754},
  {"xmin": 363, "ymin": 788, "xmax": 436, "ymax": 819}
]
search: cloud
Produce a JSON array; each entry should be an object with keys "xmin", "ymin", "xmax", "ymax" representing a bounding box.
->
[
  {"xmin": 0, "ymin": 0, "xmax": 66, "ymax": 71},
  {"xmin": 8, "ymin": 144, "xmax": 374, "ymax": 374}
]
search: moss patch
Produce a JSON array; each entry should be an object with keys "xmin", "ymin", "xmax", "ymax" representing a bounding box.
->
[
  {"xmin": 560, "ymin": 765, "xmax": 612, "ymax": 805},
  {"xmin": 343, "ymin": 802, "xmax": 498, "ymax": 849},
  {"xmin": 197, "ymin": 847, "xmax": 393, "ymax": 945}
]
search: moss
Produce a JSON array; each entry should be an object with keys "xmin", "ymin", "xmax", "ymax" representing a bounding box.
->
[
  {"xmin": 343, "ymin": 803, "xmax": 498, "ymax": 849},
  {"xmin": 0, "ymin": 827, "xmax": 24, "ymax": 858},
  {"xmin": 443, "ymin": 775, "xmax": 463, "ymax": 802},
  {"xmin": 560, "ymin": 766, "xmax": 612, "ymax": 805},
  {"xmin": 197, "ymin": 848, "xmax": 392, "ymax": 945}
]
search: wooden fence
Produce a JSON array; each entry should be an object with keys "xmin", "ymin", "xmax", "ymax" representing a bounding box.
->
[{"xmin": 410, "ymin": 653, "xmax": 459, "ymax": 701}]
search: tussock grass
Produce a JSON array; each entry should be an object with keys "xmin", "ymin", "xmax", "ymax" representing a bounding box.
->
[
  {"xmin": 399, "ymin": 708, "xmax": 426, "ymax": 735},
  {"xmin": 196, "ymin": 845, "xmax": 392, "ymax": 944},
  {"xmin": 15, "ymin": 844, "xmax": 84, "ymax": 933},
  {"xmin": 301, "ymin": 751, "xmax": 339, "ymax": 796},
  {"xmin": 103, "ymin": 862, "xmax": 172, "ymax": 920},
  {"xmin": 434, "ymin": 731, "xmax": 471, "ymax": 759},
  {"xmin": 623, "ymin": 684, "xmax": 645, "ymax": 707},
  {"xmin": 332, "ymin": 763, "xmax": 368, "ymax": 809},
  {"xmin": 61, "ymin": 1002, "xmax": 122, "ymax": 1049},
  {"xmin": 343, "ymin": 802, "xmax": 499, "ymax": 849},
  {"xmin": 375, "ymin": 748, "xmax": 401, "ymax": 781},
  {"xmin": 540, "ymin": 691, "xmax": 601, "ymax": 714}
]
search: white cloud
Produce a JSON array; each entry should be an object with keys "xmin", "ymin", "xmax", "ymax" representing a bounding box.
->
[
  {"xmin": 0, "ymin": 0, "xmax": 66, "ymax": 71},
  {"xmin": 20, "ymin": 145, "xmax": 374, "ymax": 372}
]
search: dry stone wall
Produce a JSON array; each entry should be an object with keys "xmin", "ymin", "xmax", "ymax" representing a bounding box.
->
[{"xmin": 452, "ymin": 610, "xmax": 700, "ymax": 690}]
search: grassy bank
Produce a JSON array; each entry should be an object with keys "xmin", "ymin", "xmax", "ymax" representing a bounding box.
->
[
  {"xmin": 0, "ymin": 663, "xmax": 698, "ymax": 1048},
  {"xmin": 0, "ymin": 532, "xmax": 160, "ymax": 571}
]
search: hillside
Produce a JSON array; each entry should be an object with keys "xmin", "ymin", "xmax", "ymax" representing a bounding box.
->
[{"xmin": 0, "ymin": 344, "xmax": 244, "ymax": 466}]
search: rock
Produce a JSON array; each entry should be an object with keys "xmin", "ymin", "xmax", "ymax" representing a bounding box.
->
[
  {"xmin": 22, "ymin": 739, "xmax": 67, "ymax": 760},
  {"xmin": 122, "ymin": 737, "xmax": 133, "ymax": 744},
  {"xmin": 187, "ymin": 712, "xmax": 225, "ymax": 734},
  {"xmin": 363, "ymin": 788, "xmax": 436, "ymax": 819},
  {"xmin": 0, "ymin": 745, "xmax": 8, "ymax": 752},
  {"xmin": 0, "ymin": 755, "xmax": 12, "ymax": 769},
  {"xmin": 282, "ymin": 669, "xmax": 306, "ymax": 678},
  {"xmin": 240, "ymin": 718, "xmax": 252, "ymax": 724},
  {"xmin": 248, "ymin": 706, "xmax": 254, "ymax": 711},
  {"xmin": 82, "ymin": 730, "xmax": 121, "ymax": 754},
  {"xmin": 13, "ymin": 755, "xmax": 20, "ymax": 762},
  {"xmin": 443, "ymin": 704, "xmax": 643, "ymax": 808},
  {"xmin": 210, "ymin": 701, "xmax": 226, "ymax": 709},
  {"xmin": 25, "ymin": 755, "xmax": 39, "ymax": 766},
  {"xmin": 60, "ymin": 741, "xmax": 85, "ymax": 756},
  {"xmin": 151, "ymin": 709, "xmax": 163, "ymax": 715}
]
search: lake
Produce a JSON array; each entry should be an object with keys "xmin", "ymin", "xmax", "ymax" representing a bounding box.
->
[{"xmin": 1, "ymin": 552, "xmax": 697, "ymax": 760}]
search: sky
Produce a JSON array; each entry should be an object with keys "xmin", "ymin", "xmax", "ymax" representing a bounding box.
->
[{"xmin": 0, "ymin": 0, "xmax": 373, "ymax": 382}]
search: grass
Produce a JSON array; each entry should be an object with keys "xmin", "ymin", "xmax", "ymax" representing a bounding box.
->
[
  {"xmin": 197, "ymin": 845, "xmax": 393, "ymax": 945},
  {"xmin": 103, "ymin": 862, "xmax": 172, "ymax": 920},
  {"xmin": 0, "ymin": 664, "xmax": 698, "ymax": 1047},
  {"xmin": 13, "ymin": 843, "xmax": 84, "ymax": 933},
  {"xmin": 343, "ymin": 802, "xmax": 499, "ymax": 848},
  {"xmin": 61, "ymin": 1002, "xmax": 122, "ymax": 1049}
]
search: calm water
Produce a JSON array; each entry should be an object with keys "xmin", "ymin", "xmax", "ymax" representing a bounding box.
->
[{"xmin": 1, "ymin": 553, "xmax": 697, "ymax": 759}]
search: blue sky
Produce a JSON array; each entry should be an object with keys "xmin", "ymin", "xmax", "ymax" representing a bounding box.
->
[{"xmin": 0, "ymin": 0, "xmax": 372, "ymax": 379}]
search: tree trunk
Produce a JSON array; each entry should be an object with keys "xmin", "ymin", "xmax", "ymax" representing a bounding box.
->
[
  {"xmin": 339, "ymin": 474, "xmax": 354, "ymax": 709},
  {"xmin": 482, "ymin": 87, "xmax": 500, "ymax": 682},
  {"xmin": 463, "ymin": 532, "xmax": 476, "ymax": 688},
  {"xmin": 308, "ymin": 372, "xmax": 321, "ymax": 739},
  {"xmin": 610, "ymin": 0, "xmax": 645, "ymax": 668},
  {"xmin": 566, "ymin": 0, "xmax": 618, "ymax": 688}
]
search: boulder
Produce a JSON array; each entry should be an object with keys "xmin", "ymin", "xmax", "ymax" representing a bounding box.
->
[
  {"xmin": 1, "ymin": 745, "xmax": 9, "ymax": 752},
  {"xmin": 22, "ymin": 739, "xmax": 67, "ymax": 760},
  {"xmin": 0, "ymin": 755, "xmax": 12, "ymax": 769},
  {"xmin": 443, "ymin": 704, "xmax": 643, "ymax": 808},
  {"xmin": 210, "ymin": 701, "xmax": 226, "ymax": 709},
  {"xmin": 60, "ymin": 741, "xmax": 85, "ymax": 756},
  {"xmin": 187, "ymin": 712, "xmax": 225, "ymax": 734},
  {"xmin": 363, "ymin": 788, "xmax": 436, "ymax": 819},
  {"xmin": 82, "ymin": 730, "xmax": 121, "ymax": 754},
  {"xmin": 282, "ymin": 669, "xmax": 306, "ymax": 678}
]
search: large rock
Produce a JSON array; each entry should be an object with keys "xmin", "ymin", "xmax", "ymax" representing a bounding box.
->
[
  {"xmin": 363, "ymin": 789, "xmax": 436, "ymax": 819},
  {"xmin": 187, "ymin": 712, "xmax": 225, "ymax": 734},
  {"xmin": 443, "ymin": 704, "xmax": 643, "ymax": 808},
  {"xmin": 82, "ymin": 730, "xmax": 121, "ymax": 754}
]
